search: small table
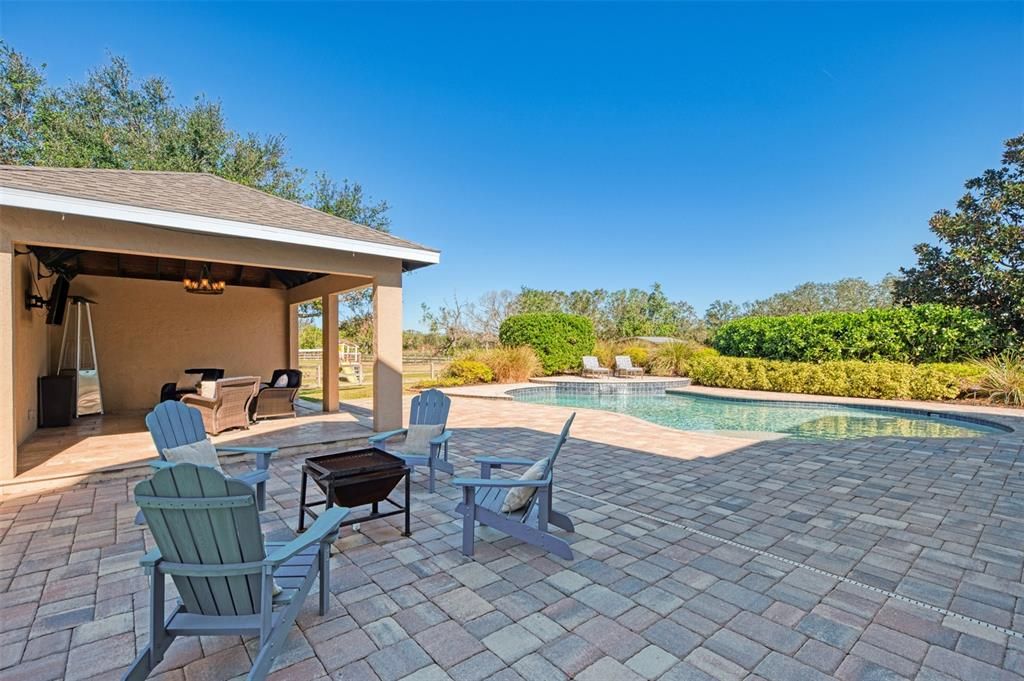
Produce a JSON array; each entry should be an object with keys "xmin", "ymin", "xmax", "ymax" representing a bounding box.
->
[{"xmin": 299, "ymin": 448, "xmax": 411, "ymax": 536}]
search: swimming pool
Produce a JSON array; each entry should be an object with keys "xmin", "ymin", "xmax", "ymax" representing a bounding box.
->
[{"xmin": 510, "ymin": 389, "xmax": 1007, "ymax": 440}]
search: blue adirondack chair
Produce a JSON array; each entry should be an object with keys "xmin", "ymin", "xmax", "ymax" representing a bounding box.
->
[
  {"xmin": 124, "ymin": 464, "xmax": 347, "ymax": 681},
  {"xmin": 368, "ymin": 388, "xmax": 453, "ymax": 493},
  {"xmin": 454, "ymin": 413, "xmax": 576, "ymax": 560},
  {"xmin": 147, "ymin": 401, "xmax": 275, "ymax": 510}
]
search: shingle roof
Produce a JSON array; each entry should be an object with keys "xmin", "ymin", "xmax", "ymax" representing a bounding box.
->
[{"xmin": 0, "ymin": 165, "xmax": 436, "ymax": 254}]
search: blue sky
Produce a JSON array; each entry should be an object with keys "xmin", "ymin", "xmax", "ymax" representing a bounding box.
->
[{"xmin": 4, "ymin": 2, "xmax": 1022, "ymax": 328}]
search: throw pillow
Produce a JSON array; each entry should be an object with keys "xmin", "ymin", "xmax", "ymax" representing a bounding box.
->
[
  {"xmin": 176, "ymin": 372, "xmax": 200, "ymax": 390},
  {"xmin": 500, "ymin": 458, "xmax": 548, "ymax": 513},
  {"xmin": 162, "ymin": 438, "xmax": 223, "ymax": 473},
  {"xmin": 199, "ymin": 381, "xmax": 217, "ymax": 398},
  {"xmin": 273, "ymin": 373, "xmax": 290, "ymax": 388},
  {"xmin": 395, "ymin": 424, "xmax": 444, "ymax": 455}
]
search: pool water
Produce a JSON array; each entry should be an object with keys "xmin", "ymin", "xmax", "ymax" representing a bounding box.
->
[{"xmin": 512, "ymin": 391, "xmax": 1004, "ymax": 440}]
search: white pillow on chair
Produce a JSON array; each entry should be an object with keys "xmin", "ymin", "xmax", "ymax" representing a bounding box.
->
[
  {"xmin": 395, "ymin": 424, "xmax": 443, "ymax": 455},
  {"xmin": 162, "ymin": 439, "xmax": 223, "ymax": 473},
  {"xmin": 273, "ymin": 374, "xmax": 290, "ymax": 388},
  {"xmin": 501, "ymin": 458, "xmax": 548, "ymax": 513}
]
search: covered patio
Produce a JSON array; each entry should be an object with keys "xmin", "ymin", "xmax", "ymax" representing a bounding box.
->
[{"xmin": 1, "ymin": 166, "xmax": 439, "ymax": 483}]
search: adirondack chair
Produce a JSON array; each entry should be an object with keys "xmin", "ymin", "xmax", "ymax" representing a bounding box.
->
[
  {"xmin": 147, "ymin": 401, "xmax": 275, "ymax": 510},
  {"xmin": 368, "ymin": 388, "xmax": 453, "ymax": 493},
  {"xmin": 124, "ymin": 464, "xmax": 347, "ymax": 681},
  {"xmin": 454, "ymin": 413, "xmax": 576, "ymax": 560}
]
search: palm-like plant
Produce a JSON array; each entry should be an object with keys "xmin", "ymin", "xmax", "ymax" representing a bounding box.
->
[{"xmin": 974, "ymin": 351, "xmax": 1024, "ymax": 406}]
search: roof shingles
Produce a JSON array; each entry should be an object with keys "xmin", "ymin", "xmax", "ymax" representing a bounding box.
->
[{"xmin": 0, "ymin": 165, "xmax": 435, "ymax": 254}]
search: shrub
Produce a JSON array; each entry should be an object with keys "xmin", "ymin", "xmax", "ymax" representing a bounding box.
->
[
  {"xmin": 711, "ymin": 304, "xmax": 995, "ymax": 363},
  {"xmin": 444, "ymin": 359, "xmax": 493, "ymax": 384},
  {"xmin": 648, "ymin": 342, "xmax": 718, "ymax": 376},
  {"xmin": 412, "ymin": 377, "xmax": 468, "ymax": 389},
  {"xmin": 499, "ymin": 313, "xmax": 596, "ymax": 375},
  {"xmin": 592, "ymin": 339, "xmax": 617, "ymax": 369},
  {"xmin": 974, "ymin": 352, "xmax": 1024, "ymax": 405},
  {"xmin": 464, "ymin": 346, "xmax": 542, "ymax": 383},
  {"xmin": 687, "ymin": 355, "xmax": 981, "ymax": 401}
]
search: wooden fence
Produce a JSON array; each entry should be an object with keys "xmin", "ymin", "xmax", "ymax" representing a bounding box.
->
[{"xmin": 297, "ymin": 350, "xmax": 450, "ymax": 388}]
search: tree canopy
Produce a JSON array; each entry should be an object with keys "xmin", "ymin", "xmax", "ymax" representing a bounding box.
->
[
  {"xmin": 895, "ymin": 134, "xmax": 1024, "ymax": 343},
  {"xmin": 1, "ymin": 43, "xmax": 391, "ymax": 350}
]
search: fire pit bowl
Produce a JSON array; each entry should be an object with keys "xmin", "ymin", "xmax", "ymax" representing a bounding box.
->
[{"xmin": 299, "ymin": 447, "xmax": 411, "ymax": 536}]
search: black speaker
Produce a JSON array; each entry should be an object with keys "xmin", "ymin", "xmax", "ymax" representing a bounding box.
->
[{"xmin": 38, "ymin": 375, "xmax": 74, "ymax": 428}]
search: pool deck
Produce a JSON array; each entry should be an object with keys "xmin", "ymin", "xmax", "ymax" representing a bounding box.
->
[{"xmin": 2, "ymin": 392, "xmax": 1023, "ymax": 680}]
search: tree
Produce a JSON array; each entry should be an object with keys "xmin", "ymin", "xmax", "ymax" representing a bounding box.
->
[
  {"xmin": 895, "ymin": 134, "xmax": 1024, "ymax": 342},
  {"xmin": 298, "ymin": 322, "xmax": 322, "ymax": 349},
  {"xmin": 0, "ymin": 45, "xmax": 396, "ymax": 351},
  {"xmin": 512, "ymin": 288, "xmax": 567, "ymax": 315},
  {"xmin": 468, "ymin": 290, "xmax": 515, "ymax": 343},
  {"xmin": 0, "ymin": 42, "xmax": 43, "ymax": 164},
  {"xmin": 420, "ymin": 295, "xmax": 474, "ymax": 352},
  {"xmin": 704, "ymin": 299, "xmax": 742, "ymax": 330}
]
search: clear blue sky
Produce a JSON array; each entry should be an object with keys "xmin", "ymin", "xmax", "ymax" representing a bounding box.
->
[{"xmin": 4, "ymin": 2, "xmax": 1022, "ymax": 328}]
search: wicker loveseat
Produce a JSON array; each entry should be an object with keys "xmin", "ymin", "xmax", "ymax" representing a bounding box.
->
[
  {"xmin": 252, "ymin": 369, "xmax": 302, "ymax": 420},
  {"xmin": 181, "ymin": 376, "xmax": 260, "ymax": 434}
]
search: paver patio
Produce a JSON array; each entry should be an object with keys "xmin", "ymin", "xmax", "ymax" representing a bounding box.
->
[{"xmin": 1, "ymin": 394, "xmax": 1022, "ymax": 680}]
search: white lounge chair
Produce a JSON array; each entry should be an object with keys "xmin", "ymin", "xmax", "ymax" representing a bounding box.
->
[
  {"xmin": 581, "ymin": 356, "xmax": 611, "ymax": 378},
  {"xmin": 614, "ymin": 355, "xmax": 644, "ymax": 378}
]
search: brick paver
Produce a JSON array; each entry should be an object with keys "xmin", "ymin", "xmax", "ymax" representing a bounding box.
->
[{"xmin": 1, "ymin": 395, "xmax": 1021, "ymax": 680}]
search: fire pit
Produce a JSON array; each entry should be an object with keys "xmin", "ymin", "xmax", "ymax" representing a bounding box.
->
[{"xmin": 299, "ymin": 448, "xmax": 411, "ymax": 536}]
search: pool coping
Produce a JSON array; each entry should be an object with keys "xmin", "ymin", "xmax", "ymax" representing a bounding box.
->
[
  {"xmin": 663, "ymin": 388, "xmax": 1016, "ymax": 434},
  {"xmin": 502, "ymin": 383, "xmax": 1018, "ymax": 436}
]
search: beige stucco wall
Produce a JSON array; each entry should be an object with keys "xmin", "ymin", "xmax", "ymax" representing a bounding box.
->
[
  {"xmin": 12, "ymin": 251, "xmax": 51, "ymax": 446},
  {"xmin": 2, "ymin": 205, "xmax": 409, "ymax": 479},
  {"xmin": 52, "ymin": 275, "xmax": 289, "ymax": 413}
]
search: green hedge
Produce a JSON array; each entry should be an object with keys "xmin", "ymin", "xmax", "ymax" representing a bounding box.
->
[
  {"xmin": 711, "ymin": 304, "xmax": 994, "ymax": 363},
  {"xmin": 499, "ymin": 313, "xmax": 596, "ymax": 375},
  {"xmin": 688, "ymin": 355, "xmax": 985, "ymax": 401}
]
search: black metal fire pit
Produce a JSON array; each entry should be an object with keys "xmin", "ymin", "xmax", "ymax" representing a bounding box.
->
[{"xmin": 299, "ymin": 448, "xmax": 411, "ymax": 536}]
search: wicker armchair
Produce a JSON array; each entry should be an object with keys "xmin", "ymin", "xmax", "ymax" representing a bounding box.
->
[
  {"xmin": 252, "ymin": 369, "xmax": 302, "ymax": 420},
  {"xmin": 180, "ymin": 376, "xmax": 260, "ymax": 434}
]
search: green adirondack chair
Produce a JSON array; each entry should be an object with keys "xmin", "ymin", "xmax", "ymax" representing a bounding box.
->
[{"xmin": 124, "ymin": 464, "xmax": 348, "ymax": 681}]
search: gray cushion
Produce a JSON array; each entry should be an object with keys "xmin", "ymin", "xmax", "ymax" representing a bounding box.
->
[
  {"xmin": 395, "ymin": 424, "xmax": 443, "ymax": 455},
  {"xmin": 162, "ymin": 439, "xmax": 223, "ymax": 473},
  {"xmin": 501, "ymin": 458, "xmax": 548, "ymax": 513}
]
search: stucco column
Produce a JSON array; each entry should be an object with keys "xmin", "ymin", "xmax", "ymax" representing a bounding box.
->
[
  {"xmin": 288, "ymin": 302, "xmax": 299, "ymax": 370},
  {"xmin": 0, "ymin": 233, "xmax": 16, "ymax": 480},
  {"xmin": 372, "ymin": 271, "xmax": 403, "ymax": 432},
  {"xmin": 321, "ymin": 293, "xmax": 339, "ymax": 413}
]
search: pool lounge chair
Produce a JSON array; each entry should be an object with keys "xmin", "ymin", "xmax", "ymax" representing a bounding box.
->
[
  {"xmin": 581, "ymin": 355, "xmax": 611, "ymax": 378},
  {"xmin": 614, "ymin": 355, "xmax": 644, "ymax": 378}
]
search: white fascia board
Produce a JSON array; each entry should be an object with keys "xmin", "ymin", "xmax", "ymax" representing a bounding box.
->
[{"xmin": 0, "ymin": 186, "xmax": 440, "ymax": 265}]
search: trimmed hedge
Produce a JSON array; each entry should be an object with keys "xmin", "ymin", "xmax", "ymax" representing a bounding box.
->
[
  {"xmin": 711, "ymin": 304, "xmax": 994, "ymax": 363},
  {"xmin": 499, "ymin": 313, "xmax": 596, "ymax": 375},
  {"xmin": 688, "ymin": 355, "xmax": 985, "ymax": 401}
]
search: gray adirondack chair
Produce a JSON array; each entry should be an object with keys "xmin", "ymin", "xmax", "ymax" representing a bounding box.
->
[
  {"xmin": 147, "ymin": 400, "xmax": 275, "ymax": 510},
  {"xmin": 368, "ymin": 388, "xmax": 453, "ymax": 492},
  {"xmin": 454, "ymin": 413, "xmax": 576, "ymax": 560},
  {"xmin": 124, "ymin": 464, "xmax": 347, "ymax": 681}
]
